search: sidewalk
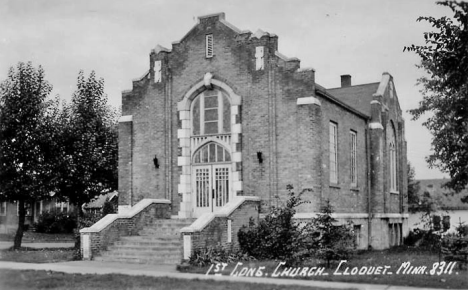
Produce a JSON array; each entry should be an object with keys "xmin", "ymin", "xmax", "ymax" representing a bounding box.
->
[
  {"xmin": 0, "ymin": 241, "xmax": 74, "ymax": 250},
  {"xmin": 0, "ymin": 260, "xmax": 451, "ymax": 290}
]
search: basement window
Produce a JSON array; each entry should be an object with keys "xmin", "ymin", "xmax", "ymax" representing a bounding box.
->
[{"xmin": 206, "ymin": 34, "xmax": 214, "ymax": 58}]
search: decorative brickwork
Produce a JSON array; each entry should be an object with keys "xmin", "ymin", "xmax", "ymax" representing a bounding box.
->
[{"xmin": 117, "ymin": 12, "xmax": 409, "ymax": 252}]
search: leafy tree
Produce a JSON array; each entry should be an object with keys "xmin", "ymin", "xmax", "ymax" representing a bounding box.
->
[
  {"xmin": 405, "ymin": 1, "xmax": 468, "ymax": 193},
  {"xmin": 55, "ymin": 71, "xmax": 118, "ymax": 215},
  {"xmin": 416, "ymin": 190, "xmax": 443, "ymax": 229},
  {"xmin": 407, "ymin": 162, "xmax": 421, "ymax": 213},
  {"xmin": 0, "ymin": 62, "xmax": 61, "ymax": 249}
]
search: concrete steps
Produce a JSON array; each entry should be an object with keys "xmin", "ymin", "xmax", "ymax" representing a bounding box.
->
[{"xmin": 95, "ymin": 218, "xmax": 194, "ymax": 265}]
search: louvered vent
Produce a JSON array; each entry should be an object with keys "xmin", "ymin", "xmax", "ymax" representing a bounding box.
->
[{"xmin": 206, "ymin": 34, "xmax": 213, "ymax": 58}]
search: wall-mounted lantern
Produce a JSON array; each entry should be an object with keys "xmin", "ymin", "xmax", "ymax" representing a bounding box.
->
[
  {"xmin": 153, "ymin": 155, "xmax": 159, "ymax": 169},
  {"xmin": 257, "ymin": 151, "xmax": 263, "ymax": 164}
]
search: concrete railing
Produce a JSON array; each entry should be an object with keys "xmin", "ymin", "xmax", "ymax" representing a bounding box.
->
[
  {"xmin": 180, "ymin": 196, "xmax": 260, "ymax": 260},
  {"xmin": 80, "ymin": 199, "xmax": 171, "ymax": 260}
]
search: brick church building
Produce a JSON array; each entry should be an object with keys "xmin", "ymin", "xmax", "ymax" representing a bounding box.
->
[{"xmin": 81, "ymin": 13, "xmax": 408, "ymax": 262}]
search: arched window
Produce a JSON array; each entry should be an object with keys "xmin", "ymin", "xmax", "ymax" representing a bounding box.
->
[
  {"xmin": 389, "ymin": 124, "xmax": 398, "ymax": 192},
  {"xmin": 193, "ymin": 142, "xmax": 231, "ymax": 164},
  {"xmin": 192, "ymin": 89, "xmax": 231, "ymax": 135}
]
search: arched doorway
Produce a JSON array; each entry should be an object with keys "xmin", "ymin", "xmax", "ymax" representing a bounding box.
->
[
  {"xmin": 192, "ymin": 142, "xmax": 231, "ymax": 216},
  {"xmin": 177, "ymin": 77, "xmax": 243, "ymax": 218}
]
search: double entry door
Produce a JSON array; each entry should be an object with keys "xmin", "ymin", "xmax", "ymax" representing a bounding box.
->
[{"xmin": 192, "ymin": 164, "xmax": 230, "ymax": 217}]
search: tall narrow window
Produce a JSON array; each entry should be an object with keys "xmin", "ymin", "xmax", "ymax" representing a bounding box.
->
[
  {"xmin": 350, "ymin": 130, "xmax": 357, "ymax": 186},
  {"xmin": 206, "ymin": 34, "xmax": 214, "ymax": 58},
  {"xmin": 329, "ymin": 122, "xmax": 338, "ymax": 184},
  {"xmin": 192, "ymin": 90, "xmax": 231, "ymax": 135},
  {"xmin": 255, "ymin": 46, "xmax": 264, "ymax": 70},
  {"xmin": 154, "ymin": 60, "xmax": 161, "ymax": 83},
  {"xmin": 389, "ymin": 125, "xmax": 398, "ymax": 192}
]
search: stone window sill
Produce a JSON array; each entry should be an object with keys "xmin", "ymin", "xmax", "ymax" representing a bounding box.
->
[
  {"xmin": 390, "ymin": 190, "xmax": 400, "ymax": 195},
  {"xmin": 350, "ymin": 187, "xmax": 360, "ymax": 192},
  {"xmin": 329, "ymin": 184, "xmax": 341, "ymax": 189}
]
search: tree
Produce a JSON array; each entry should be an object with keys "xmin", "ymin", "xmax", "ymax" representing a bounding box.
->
[
  {"xmin": 405, "ymin": 1, "xmax": 468, "ymax": 193},
  {"xmin": 310, "ymin": 200, "xmax": 355, "ymax": 267},
  {"xmin": 407, "ymin": 162, "xmax": 421, "ymax": 213},
  {"xmin": 54, "ymin": 71, "xmax": 118, "ymax": 215},
  {"xmin": 0, "ymin": 62, "xmax": 60, "ymax": 249}
]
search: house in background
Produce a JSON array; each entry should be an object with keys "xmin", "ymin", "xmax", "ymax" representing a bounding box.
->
[
  {"xmin": 81, "ymin": 13, "xmax": 408, "ymax": 263},
  {"xmin": 409, "ymin": 179, "xmax": 468, "ymax": 233},
  {"xmin": 0, "ymin": 198, "xmax": 72, "ymax": 234},
  {"xmin": 83, "ymin": 191, "xmax": 118, "ymax": 215}
]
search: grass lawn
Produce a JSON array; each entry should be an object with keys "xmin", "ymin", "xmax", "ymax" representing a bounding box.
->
[
  {"xmin": 0, "ymin": 232, "xmax": 74, "ymax": 242},
  {"xmin": 0, "ymin": 247, "xmax": 75, "ymax": 263},
  {"xmin": 0, "ymin": 269, "xmax": 355, "ymax": 290},
  {"xmin": 180, "ymin": 246, "xmax": 468, "ymax": 289}
]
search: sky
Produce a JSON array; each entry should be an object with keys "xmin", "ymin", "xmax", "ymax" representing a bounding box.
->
[{"xmin": 0, "ymin": 0, "xmax": 453, "ymax": 180}]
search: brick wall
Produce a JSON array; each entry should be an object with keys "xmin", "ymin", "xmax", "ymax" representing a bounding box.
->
[
  {"xmin": 318, "ymin": 95, "xmax": 369, "ymax": 213},
  {"xmin": 81, "ymin": 201, "xmax": 171, "ymax": 259},
  {"xmin": 120, "ymin": 13, "xmax": 408, "ymax": 239},
  {"xmin": 181, "ymin": 198, "xmax": 260, "ymax": 259}
]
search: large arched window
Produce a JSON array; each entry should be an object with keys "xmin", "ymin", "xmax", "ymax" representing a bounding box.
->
[
  {"xmin": 389, "ymin": 124, "xmax": 398, "ymax": 192},
  {"xmin": 192, "ymin": 89, "xmax": 231, "ymax": 135}
]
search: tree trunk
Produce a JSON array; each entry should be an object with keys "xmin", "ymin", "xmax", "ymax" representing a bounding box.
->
[
  {"xmin": 13, "ymin": 200, "xmax": 26, "ymax": 250},
  {"xmin": 74, "ymin": 202, "xmax": 84, "ymax": 249}
]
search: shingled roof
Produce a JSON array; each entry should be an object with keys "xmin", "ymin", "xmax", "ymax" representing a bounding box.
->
[
  {"xmin": 416, "ymin": 179, "xmax": 468, "ymax": 210},
  {"xmin": 327, "ymin": 82, "xmax": 380, "ymax": 116},
  {"xmin": 84, "ymin": 191, "xmax": 118, "ymax": 209}
]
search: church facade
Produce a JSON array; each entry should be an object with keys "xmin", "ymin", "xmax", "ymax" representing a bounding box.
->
[{"xmin": 117, "ymin": 13, "xmax": 408, "ymax": 250}]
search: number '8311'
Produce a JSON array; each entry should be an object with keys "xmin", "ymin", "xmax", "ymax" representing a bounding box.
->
[{"xmin": 429, "ymin": 261, "xmax": 457, "ymax": 275}]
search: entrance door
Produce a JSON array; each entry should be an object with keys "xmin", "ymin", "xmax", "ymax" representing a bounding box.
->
[{"xmin": 193, "ymin": 164, "xmax": 230, "ymax": 216}]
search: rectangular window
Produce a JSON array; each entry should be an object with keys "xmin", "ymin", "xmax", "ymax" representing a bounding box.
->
[
  {"xmin": 350, "ymin": 130, "xmax": 357, "ymax": 186},
  {"xmin": 329, "ymin": 122, "xmax": 338, "ymax": 183},
  {"xmin": 255, "ymin": 46, "xmax": 264, "ymax": 70},
  {"xmin": 206, "ymin": 34, "xmax": 214, "ymax": 58},
  {"xmin": 0, "ymin": 202, "xmax": 6, "ymax": 216},
  {"xmin": 354, "ymin": 225, "xmax": 362, "ymax": 248},
  {"xmin": 154, "ymin": 60, "xmax": 162, "ymax": 83},
  {"xmin": 204, "ymin": 93, "xmax": 218, "ymax": 134}
]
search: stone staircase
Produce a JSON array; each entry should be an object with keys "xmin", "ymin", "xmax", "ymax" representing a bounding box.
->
[{"xmin": 95, "ymin": 218, "xmax": 194, "ymax": 265}]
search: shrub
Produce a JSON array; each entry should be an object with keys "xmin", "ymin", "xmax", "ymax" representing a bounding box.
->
[
  {"xmin": 34, "ymin": 211, "xmax": 77, "ymax": 234},
  {"xmin": 77, "ymin": 211, "xmax": 103, "ymax": 229},
  {"xmin": 238, "ymin": 185, "xmax": 311, "ymax": 263},
  {"xmin": 188, "ymin": 245, "xmax": 254, "ymax": 267},
  {"xmin": 309, "ymin": 200, "xmax": 356, "ymax": 267},
  {"xmin": 456, "ymin": 222, "xmax": 468, "ymax": 237},
  {"xmin": 442, "ymin": 236, "xmax": 468, "ymax": 270},
  {"xmin": 102, "ymin": 197, "xmax": 117, "ymax": 216},
  {"xmin": 238, "ymin": 185, "xmax": 355, "ymax": 266},
  {"xmin": 404, "ymin": 228, "xmax": 441, "ymax": 252}
]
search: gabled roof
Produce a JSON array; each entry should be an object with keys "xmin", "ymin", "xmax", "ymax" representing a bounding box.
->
[
  {"xmin": 416, "ymin": 179, "xmax": 468, "ymax": 210},
  {"xmin": 327, "ymin": 82, "xmax": 380, "ymax": 116},
  {"xmin": 84, "ymin": 191, "xmax": 118, "ymax": 209}
]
